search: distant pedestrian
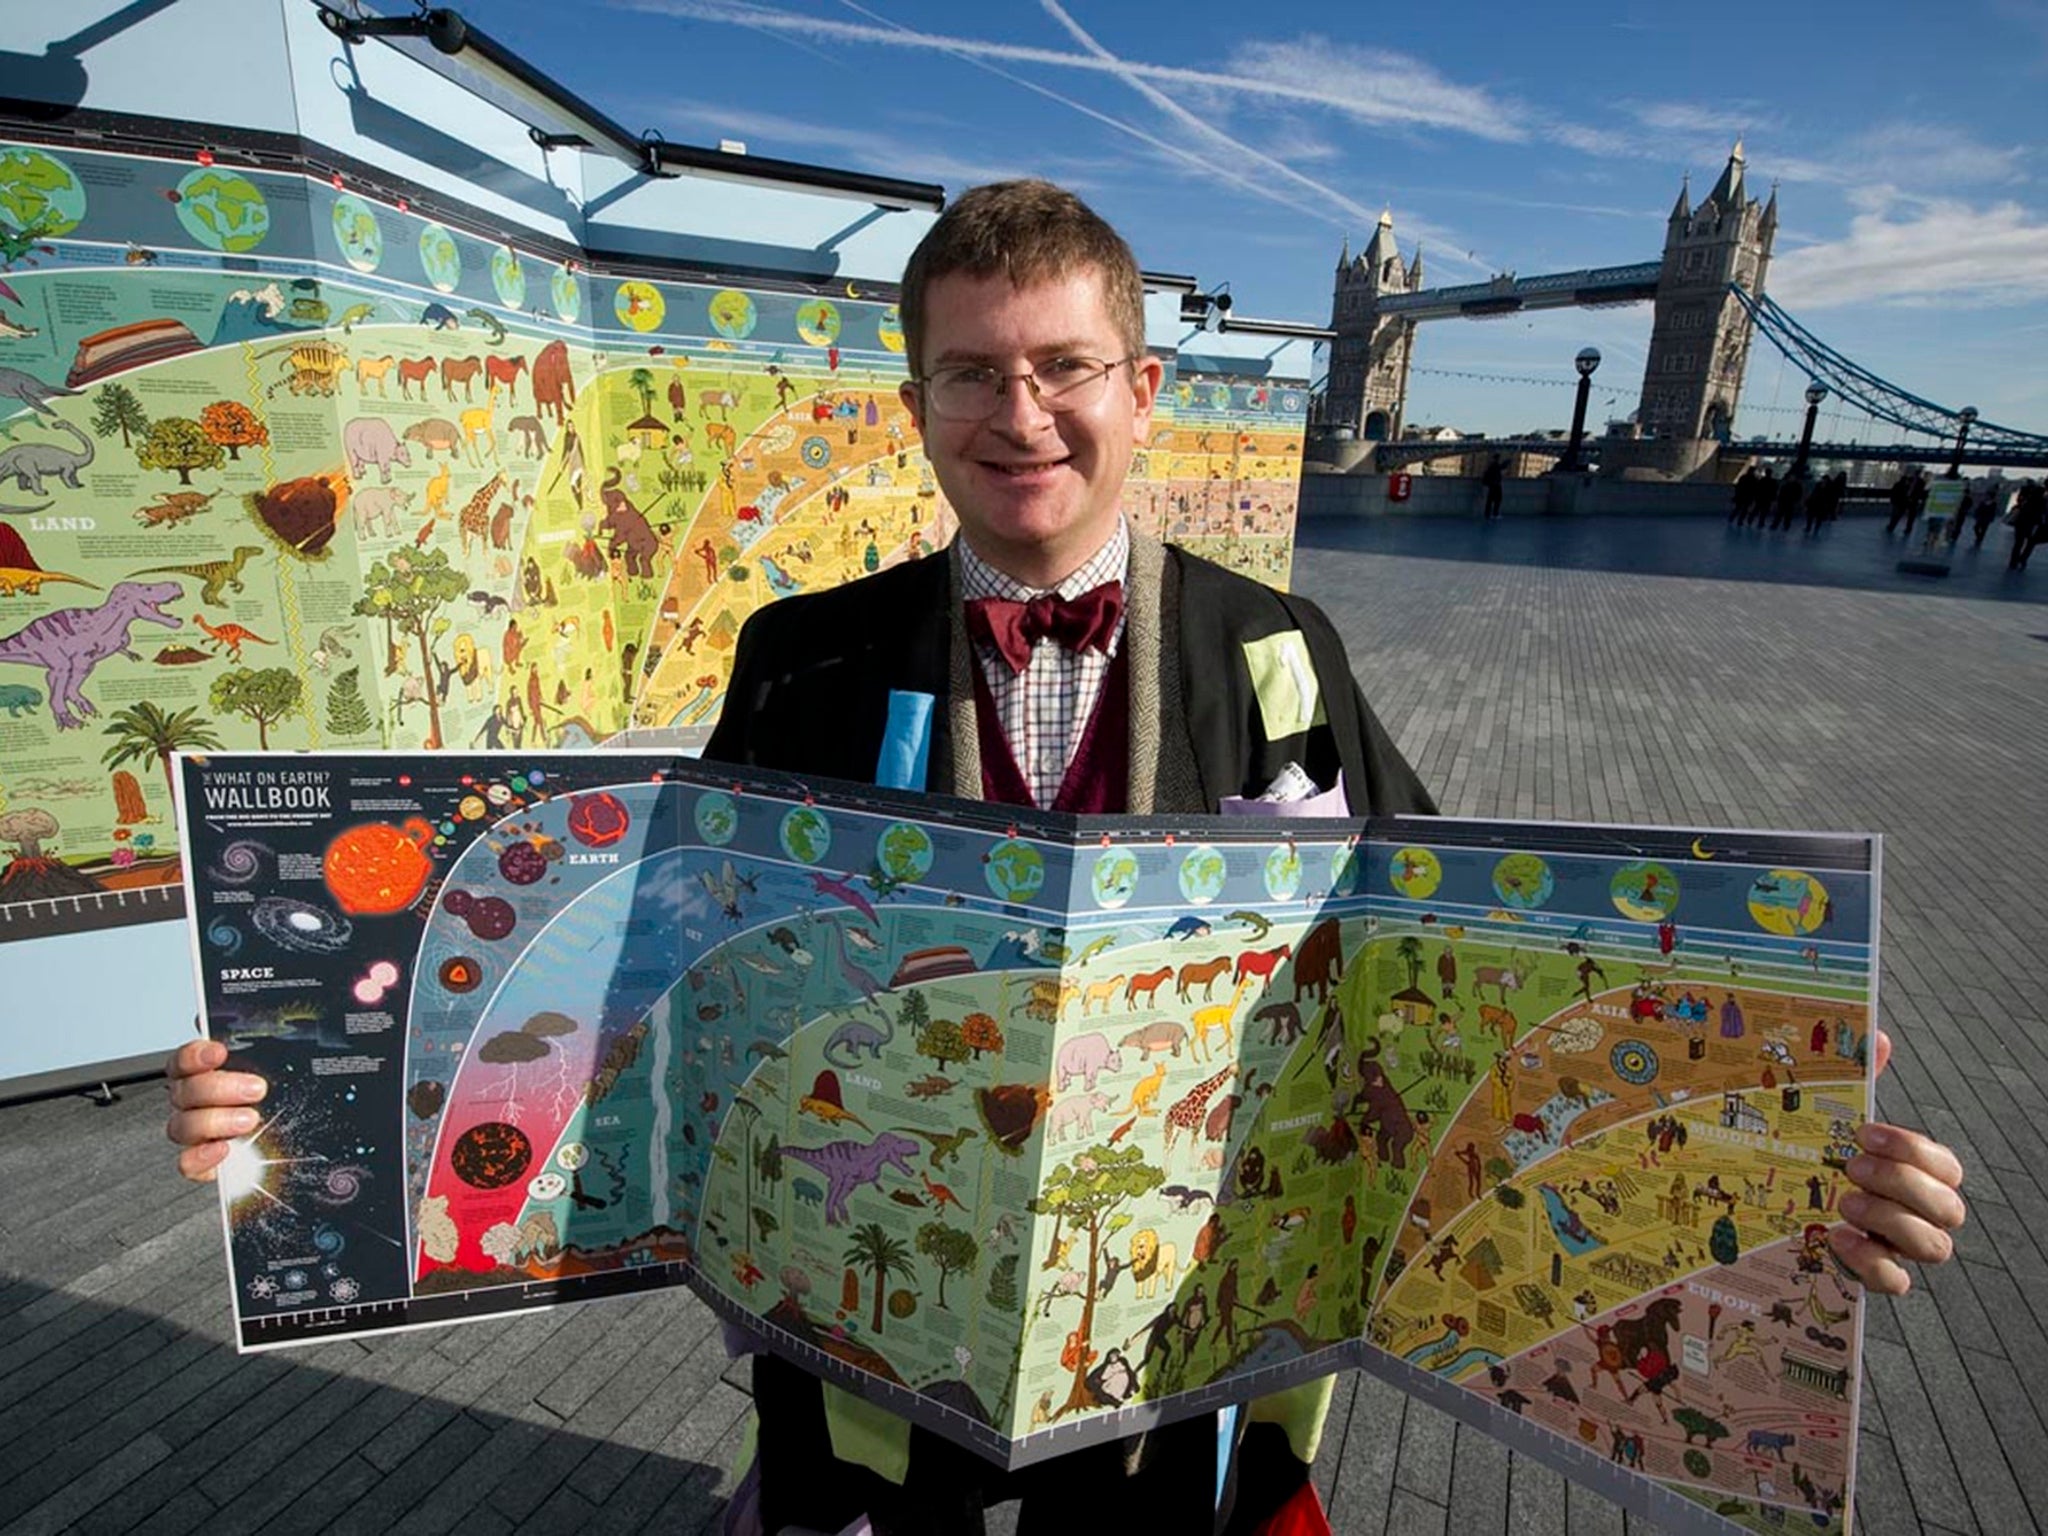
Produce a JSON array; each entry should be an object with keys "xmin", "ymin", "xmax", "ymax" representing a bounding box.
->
[
  {"xmin": 1731, "ymin": 463, "xmax": 1759, "ymax": 524},
  {"xmin": 1907, "ymin": 471, "xmax": 1929, "ymax": 535},
  {"xmin": 1972, "ymin": 485, "xmax": 2002, "ymax": 548},
  {"xmin": 1746, "ymin": 466, "xmax": 1776, "ymax": 527},
  {"xmin": 1773, "ymin": 471, "xmax": 1804, "ymax": 531},
  {"xmin": 1948, "ymin": 487, "xmax": 1973, "ymax": 546},
  {"xmin": 1886, "ymin": 471, "xmax": 1915, "ymax": 534},
  {"xmin": 1481, "ymin": 455, "xmax": 1504, "ymax": 519},
  {"xmin": 2011, "ymin": 479, "xmax": 2045, "ymax": 571}
]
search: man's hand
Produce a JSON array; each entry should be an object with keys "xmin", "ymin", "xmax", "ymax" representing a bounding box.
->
[
  {"xmin": 1830, "ymin": 1028, "xmax": 1967, "ymax": 1294},
  {"xmin": 165, "ymin": 1037, "xmax": 268, "ymax": 1183}
]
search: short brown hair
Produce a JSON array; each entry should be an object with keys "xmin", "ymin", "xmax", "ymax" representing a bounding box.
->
[{"xmin": 898, "ymin": 180, "xmax": 1147, "ymax": 372}]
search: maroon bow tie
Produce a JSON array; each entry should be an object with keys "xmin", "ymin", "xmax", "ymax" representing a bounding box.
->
[{"xmin": 964, "ymin": 581, "xmax": 1124, "ymax": 674}]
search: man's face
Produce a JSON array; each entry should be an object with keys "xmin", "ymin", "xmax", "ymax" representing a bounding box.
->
[{"xmin": 901, "ymin": 267, "xmax": 1161, "ymax": 587}]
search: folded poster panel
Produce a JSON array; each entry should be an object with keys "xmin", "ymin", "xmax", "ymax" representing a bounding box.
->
[{"xmin": 179, "ymin": 751, "xmax": 1875, "ymax": 1535}]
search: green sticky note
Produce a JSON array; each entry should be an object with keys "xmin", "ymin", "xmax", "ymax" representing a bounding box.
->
[{"xmin": 1241, "ymin": 629, "xmax": 1325, "ymax": 740}]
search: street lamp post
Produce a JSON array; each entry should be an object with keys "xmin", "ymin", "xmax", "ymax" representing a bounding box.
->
[
  {"xmin": 1793, "ymin": 380, "xmax": 1828, "ymax": 480},
  {"xmin": 1946, "ymin": 406, "xmax": 1978, "ymax": 478},
  {"xmin": 1558, "ymin": 347, "xmax": 1600, "ymax": 473}
]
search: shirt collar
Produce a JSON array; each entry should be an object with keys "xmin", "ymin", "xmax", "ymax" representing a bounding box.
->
[{"xmin": 957, "ymin": 518, "xmax": 1130, "ymax": 604}]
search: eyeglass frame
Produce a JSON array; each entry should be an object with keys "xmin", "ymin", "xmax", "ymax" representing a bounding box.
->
[{"xmin": 912, "ymin": 354, "xmax": 1144, "ymax": 422}]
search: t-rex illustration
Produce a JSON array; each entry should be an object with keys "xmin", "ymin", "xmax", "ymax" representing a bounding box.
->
[
  {"xmin": 774, "ymin": 1132, "xmax": 918, "ymax": 1225},
  {"xmin": 193, "ymin": 612, "xmax": 275, "ymax": 662},
  {"xmin": 0, "ymin": 581, "xmax": 181, "ymax": 728},
  {"xmin": 0, "ymin": 418, "xmax": 93, "ymax": 511},
  {"xmin": 130, "ymin": 546, "xmax": 263, "ymax": 606}
]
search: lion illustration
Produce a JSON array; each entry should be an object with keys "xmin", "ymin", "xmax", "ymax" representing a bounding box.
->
[{"xmin": 1130, "ymin": 1228, "xmax": 1179, "ymax": 1299}]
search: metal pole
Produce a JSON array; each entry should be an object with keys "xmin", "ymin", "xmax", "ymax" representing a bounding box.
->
[
  {"xmin": 1560, "ymin": 374, "xmax": 1592, "ymax": 473},
  {"xmin": 1946, "ymin": 407, "xmax": 1978, "ymax": 478},
  {"xmin": 1793, "ymin": 402, "xmax": 1819, "ymax": 480}
]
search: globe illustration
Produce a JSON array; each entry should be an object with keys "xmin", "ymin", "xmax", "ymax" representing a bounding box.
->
[
  {"xmin": 331, "ymin": 194, "xmax": 383, "ymax": 273},
  {"xmin": 1389, "ymin": 846, "xmax": 1441, "ymax": 900},
  {"xmin": 1610, "ymin": 861, "xmax": 1679, "ymax": 922},
  {"xmin": 1329, "ymin": 844, "xmax": 1362, "ymax": 896},
  {"xmin": 778, "ymin": 806, "xmax": 832, "ymax": 865},
  {"xmin": 693, "ymin": 792, "xmax": 737, "ymax": 847},
  {"xmin": 1492, "ymin": 853, "xmax": 1554, "ymax": 910},
  {"xmin": 1747, "ymin": 869, "xmax": 1828, "ymax": 936},
  {"xmin": 491, "ymin": 245, "xmax": 526, "ymax": 308},
  {"xmin": 796, "ymin": 299, "xmax": 841, "ymax": 346},
  {"xmin": 876, "ymin": 305, "xmax": 904, "ymax": 353},
  {"xmin": 876, "ymin": 822, "xmax": 934, "ymax": 885},
  {"xmin": 0, "ymin": 148, "xmax": 86, "ymax": 244},
  {"xmin": 1263, "ymin": 844, "xmax": 1303, "ymax": 902},
  {"xmin": 174, "ymin": 168, "xmax": 269, "ymax": 253},
  {"xmin": 1091, "ymin": 847, "xmax": 1139, "ymax": 909},
  {"xmin": 418, "ymin": 224, "xmax": 463, "ymax": 292},
  {"xmin": 708, "ymin": 288, "xmax": 757, "ymax": 340},
  {"xmin": 615, "ymin": 280, "xmax": 664, "ymax": 332},
  {"xmin": 550, "ymin": 265, "xmax": 581, "ymax": 323},
  {"xmin": 985, "ymin": 838, "xmax": 1046, "ymax": 903},
  {"xmin": 1178, "ymin": 845, "xmax": 1227, "ymax": 905}
]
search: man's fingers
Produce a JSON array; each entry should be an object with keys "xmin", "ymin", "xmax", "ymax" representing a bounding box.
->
[
  {"xmin": 167, "ymin": 1105, "xmax": 260, "ymax": 1149},
  {"xmin": 1871, "ymin": 1028, "xmax": 1892, "ymax": 1079},
  {"xmin": 167, "ymin": 1036, "xmax": 227, "ymax": 1079},
  {"xmin": 1836, "ymin": 1192, "xmax": 1956, "ymax": 1266},
  {"xmin": 166, "ymin": 1070, "xmax": 267, "ymax": 1114},
  {"xmin": 1828, "ymin": 1227, "xmax": 1911, "ymax": 1296},
  {"xmin": 1856, "ymin": 1125, "xmax": 1966, "ymax": 1196},
  {"xmin": 175, "ymin": 1139, "xmax": 230, "ymax": 1183}
]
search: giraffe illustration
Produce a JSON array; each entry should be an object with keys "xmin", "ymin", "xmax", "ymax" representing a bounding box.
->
[
  {"xmin": 1164, "ymin": 1065, "xmax": 1236, "ymax": 1163},
  {"xmin": 458, "ymin": 472, "xmax": 505, "ymax": 559}
]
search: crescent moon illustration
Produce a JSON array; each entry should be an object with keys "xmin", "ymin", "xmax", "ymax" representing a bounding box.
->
[
  {"xmin": 1691, "ymin": 838, "xmax": 1714, "ymax": 859},
  {"xmin": 845, "ymin": 281, "xmax": 862, "ymax": 299}
]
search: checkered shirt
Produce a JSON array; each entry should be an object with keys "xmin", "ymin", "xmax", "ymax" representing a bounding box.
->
[{"xmin": 957, "ymin": 520, "xmax": 1131, "ymax": 809}]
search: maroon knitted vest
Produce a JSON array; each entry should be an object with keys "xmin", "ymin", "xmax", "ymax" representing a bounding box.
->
[{"xmin": 970, "ymin": 645, "xmax": 1130, "ymax": 813}]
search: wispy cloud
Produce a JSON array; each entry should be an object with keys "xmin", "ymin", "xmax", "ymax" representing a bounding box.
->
[
  {"xmin": 1770, "ymin": 190, "xmax": 2048, "ymax": 308},
  {"xmin": 1622, "ymin": 100, "xmax": 1779, "ymax": 138},
  {"xmin": 615, "ymin": 0, "xmax": 1531, "ymax": 142},
  {"xmin": 1759, "ymin": 123, "xmax": 2030, "ymax": 191}
]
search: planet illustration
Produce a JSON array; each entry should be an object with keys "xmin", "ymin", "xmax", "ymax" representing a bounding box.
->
[
  {"xmin": 1610, "ymin": 861, "xmax": 1679, "ymax": 922},
  {"xmin": 1492, "ymin": 852, "xmax": 1554, "ymax": 910},
  {"xmin": 0, "ymin": 147, "xmax": 85, "ymax": 248},
  {"xmin": 708, "ymin": 288, "xmax": 757, "ymax": 340},
  {"xmin": 1389, "ymin": 846, "xmax": 1441, "ymax": 900},
  {"xmin": 985, "ymin": 838, "xmax": 1046, "ymax": 903},
  {"xmin": 1263, "ymin": 844, "xmax": 1303, "ymax": 901},
  {"xmin": 1747, "ymin": 869, "xmax": 1829, "ymax": 936},
  {"xmin": 1091, "ymin": 847, "xmax": 1140, "ymax": 908},
  {"xmin": 567, "ymin": 792, "xmax": 632, "ymax": 849},
  {"xmin": 615, "ymin": 280, "xmax": 664, "ymax": 331},
  {"xmin": 694, "ymin": 792, "xmax": 737, "ymax": 846},
  {"xmin": 779, "ymin": 806, "xmax": 832, "ymax": 865},
  {"xmin": 418, "ymin": 223, "xmax": 462, "ymax": 291},
  {"xmin": 876, "ymin": 305, "xmax": 904, "ymax": 353},
  {"xmin": 796, "ymin": 298, "xmax": 841, "ymax": 346},
  {"xmin": 1178, "ymin": 845, "xmax": 1227, "ymax": 905},
  {"xmin": 876, "ymin": 822, "xmax": 934, "ymax": 884},
  {"xmin": 330, "ymin": 194, "xmax": 382, "ymax": 272},
  {"xmin": 449, "ymin": 1121, "xmax": 532, "ymax": 1190},
  {"xmin": 491, "ymin": 245, "xmax": 526, "ymax": 308},
  {"xmin": 1329, "ymin": 844, "xmax": 1362, "ymax": 896},
  {"xmin": 550, "ymin": 264, "xmax": 581, "ymax": 323},
  {"xmin": 174, "ymin": 167, "xmax": 269, "ymax": 252},
  {"xmin": 324, "ymin": 818, "xmax": 436, "ymax": 914}
]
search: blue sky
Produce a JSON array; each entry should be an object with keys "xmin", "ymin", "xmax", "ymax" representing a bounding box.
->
[{"xmin": 478, "ymin": 0, "xmax": 2048, "ymax": 440}]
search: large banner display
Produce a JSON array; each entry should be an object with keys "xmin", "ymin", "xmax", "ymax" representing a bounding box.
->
[
  {"xmin": 180, "ymin": 750, "xmax": 1875, "ymax": 1535},
  {"xmin": 0, "ymin": 123, "xmax": 1306, "ymax": 969}
]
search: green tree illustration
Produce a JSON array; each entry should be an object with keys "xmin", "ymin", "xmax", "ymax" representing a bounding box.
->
[
  {"xmin": 99, "ymin": 702, "xmax": 223, "ymax": 805},
  {"xmin": 1037, "ymin": 1144, "xmax": 1165, "ymax": 1420},
  {"xmin": 208, "ymin": 667, "xmax": 303, "ymax": 749},
  {"xmin": 351, "ymin": 548, "xmax": 467, "ymax": 749},
  {"xmin": 986, "ymin": 1252, "xmax": 1019, "ymax": 1312},
  {"xmin": 916, "ymin": 1015, "xmax": 969, "ymax": 1071},
  {"xmin": 915, "ymin": 1221, "xmax": 979, "ymax": 1310},
  {"xmin": 325, "ymin": 666, "xmax": 375, "ymax": 737},
  {"xmin": 135, "ymin": 416, "xmax": 224, "ymax": 485},
  {"xmin": 89, "ymin": 382, "xmax": 149, "ymax": 448},
  {"xmin": 1396, "ymin": 936, "xmax": 1424, "ymax": 991},
  {"xmin": 843, "ymin": 1222, "xmax": 913, "ymax": 1336},
  {"xmin": 628, "ymin": 367, "xmax": 656, "ymax": 419}
]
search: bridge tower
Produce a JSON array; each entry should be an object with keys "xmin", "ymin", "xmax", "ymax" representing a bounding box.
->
[
  {"xmin": 1637, "ymin": 143, "xmax": 1777, "ymax": 449},
  {"xmin": 1324, "ymin": 210, "xmax": 1422, "ymax": 440}
]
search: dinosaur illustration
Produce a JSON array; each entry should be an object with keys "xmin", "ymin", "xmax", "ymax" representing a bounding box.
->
[
  {"xmin": 0, "ymin": 524, "xmax": 94, "ymax": 596},
  {"xmin": 338, "ymin": 302, "xmax": 380, "ymax": 333},
  {"xmin": 0, "ymin": 226, "xmax": 57, "ymax": 270},
  {"xmin": 774, "ymin": 1132, "xmax": 918, "ymax": 1225},
  {"xmin": 130, "ymin": 546, "xmax": 263, "ymax": 606},
  {"xmin": 134, "ymin": 489, "xmax": 223, "ymax": 527},
  {"xmin": 0, "ymin": 418, "xmax": 93, "ymax": 509},
  {"xmin": 464, "ymin": 307, "xmax": 507, "ymax": 344},
  {"xmin": 904, "ymin": 1126, "xmax": 978, "ymax": 1169},
  {"xmin": 822, "ymin": 1002, "xmax": 895, "ymax": 1067},
  {"xmin": 193, "ymin": 613, "xmax": 275, "ymax": 662},
  {"xmin": 0, "ymin": 365, "xmax": 79, "ymax": 420},
  {"xmin": 0, "ymin": 581, "xmax": 180, "ymax": 728}
]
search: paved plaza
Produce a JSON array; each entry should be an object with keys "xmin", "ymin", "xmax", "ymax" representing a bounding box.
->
[{"xmin": 2, "ymin": 512, "xmax": 2043, "ymax": 1536}]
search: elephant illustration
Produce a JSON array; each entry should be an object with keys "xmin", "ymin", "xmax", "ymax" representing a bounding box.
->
[{"xmin": 532, "ymin": 339, "xmax": 576, "ymax": 425}]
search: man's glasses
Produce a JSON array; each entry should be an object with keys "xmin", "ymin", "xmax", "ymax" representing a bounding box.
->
[{"xmin": 916, "ymin": 355, "xmax": 1138, "ymax": 422}]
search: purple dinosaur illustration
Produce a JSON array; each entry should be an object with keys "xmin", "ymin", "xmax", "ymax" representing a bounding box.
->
[
  {"xmin": 0, "ymin": 581, "xmax": 180, "ymax": 728},
  {"xmin": 775, "ymin": 1132, "xmax": 918, "ymax": 1225}
]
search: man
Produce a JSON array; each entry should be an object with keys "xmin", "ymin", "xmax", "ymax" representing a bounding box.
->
[{"xmin": 167, "ymin": 181, "xmax": 1969, "ymax": 1535}]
